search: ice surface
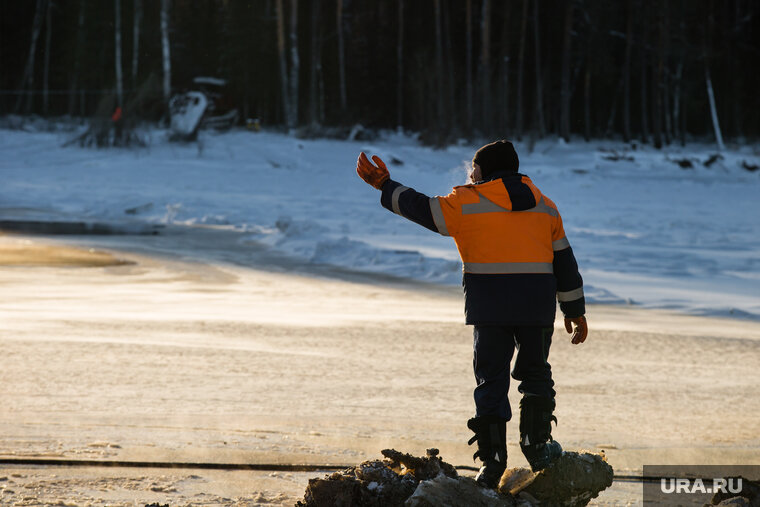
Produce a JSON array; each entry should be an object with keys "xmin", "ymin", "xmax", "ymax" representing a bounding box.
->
[{"xmin": 0, "ymin": 128, "xmax": 758, "ymax": 319}]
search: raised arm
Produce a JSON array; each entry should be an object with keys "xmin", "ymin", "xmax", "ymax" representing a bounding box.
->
[{"xmin": 356, "ymin": 152, "xmax": 448, "ymax": 235}]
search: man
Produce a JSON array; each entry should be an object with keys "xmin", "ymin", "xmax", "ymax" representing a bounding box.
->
[{"xmin": 355, "ymin": 140, "xmax": 588, "ymax": 488}]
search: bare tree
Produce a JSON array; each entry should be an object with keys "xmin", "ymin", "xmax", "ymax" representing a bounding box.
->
[
  {"xmin": 434, "ymin": 0, "xmax": 445, "ymax": 132},
  {"xmin": 42, "ymin": 0, "xmax": 53, "ymax": 115},
  {"xmin": 443, "ymin": 0, "xmax": 458, "ymax": 133},
  {"xmin": 15, "ymin": 0, "xmax": 48, "ymax": 113},
  {"xmin": 662, "ymin": 0, "xmax": 672, "ymax": 145},
  {"xmin": 68, "ymin": 0, "xmax": 85, "ymax": 115},
  {"xmin": 132, "ymin": 0, "xmax": 143, "ymax": 87},
  {"xmin": 583, "ymin": 55, "xmax": 591, "ymax": 141},
  {"xmin": 559, "ymin": 0, "xmax": 574, "ymax": 142},
  {"xmin": 704, "ymin": 0, "xmax": 724, "ymax": 151},
  {"xmin": 672, "ymin": 58, "xmax": 683, "ymax": 145},
  {"xmin": 115, "ymin": 0, "xmax": 124, "ymax": 108},
  {"xmin": 652, "ymin": 7, "xmax": 664, "ymax": 148},
  {"xmin": 639, "ymin": 1, "xmax": 649, "ymax": 143},
  {"xmin": 337, "ymin": 0, "xmax": 347, "ymax": 113},
  {"xmin": 160, "ymin": 0, "xmax": 172, "ymax": 103},
  {"xmin": 705, "ymin": 66, "xmax": 724, "ymax": 150},
  {"xmin": 276, "ymin": 0, "xmax": 292, "ymax": 127},
  {"xmin": 622, "ymin": 0, "xmax": 633, "ymax": 142},
  {"xmin": 396, "ymin": 0, "xmax": 404, "ymax": 130},
  {"xmin": 288, "ymin": 0, "xmax": 299, "ymax": 128},
  {"xmin": 465, "ymin": 0, "xmax": 473, "ymax": 132},
  {"xmin": 515, "ymin": 0, "xmax": 528, "ymax": 140},
  {"xmin": 480, "ymin": 0, "xmax": 492, "ymax": 134},
  {"xmin": 497, "ymin": 2, "xmax": 512, "ymax": 134},
  {"xmin": 583, "ymin": 6, "xmax": 593, "ymax": 142},
  {"xmin": 532, "ymin": 0, "xmax": 546, "ymax": 137},
  {"xmin": 309, "ymin": 0, "xmax": 321, "ymax": 126}
]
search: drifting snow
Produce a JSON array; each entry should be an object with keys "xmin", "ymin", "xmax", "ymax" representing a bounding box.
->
[{"xmin": 0, "ymin": 126, "xmax": 758, "ymax": 319}]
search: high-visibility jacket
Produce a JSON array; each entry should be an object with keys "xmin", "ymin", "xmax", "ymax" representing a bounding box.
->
[{"xmin": 380, "ymin": 171, "xmax": 584, "ymax": 325}]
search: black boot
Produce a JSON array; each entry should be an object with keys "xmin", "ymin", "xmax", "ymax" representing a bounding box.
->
[
  {"xmin": 467, "ymin": 416, "xmax": 507, "ymax": 488},
  {"xmin": 519, "ymin": 396, "xmax": 563, "ymax": 472}
]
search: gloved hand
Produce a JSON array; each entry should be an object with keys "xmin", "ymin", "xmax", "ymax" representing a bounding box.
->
[
  {"xmin": 356, "ymin": 152, "xmax": 390, "ymax": 190},
  {"xmin": 565, "ymin": 316, "xmax": 588, "ymax": 344}
]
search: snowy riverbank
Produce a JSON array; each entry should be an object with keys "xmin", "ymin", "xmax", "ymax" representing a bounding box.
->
[{"xmin": 1, "ymin": 126, "xmax": 758, "ymax": 319}]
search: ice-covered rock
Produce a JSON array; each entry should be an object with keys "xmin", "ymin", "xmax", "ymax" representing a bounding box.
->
[
  {"xmin": 499, "ymin": 451, "xmax": 614, "ymax": 506},
  {"xmin": 296, "ymin": 448, "xmax": 614, "ymax": 507},
  {"xmin": 406, "ymin": 474, "xmax": 510, "ymax": 506}
]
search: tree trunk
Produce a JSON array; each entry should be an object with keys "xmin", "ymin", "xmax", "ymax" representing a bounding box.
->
[
  {"xmin": 318, "ymin": 33, "xmax": 325, "ymax": 125},
  {"xmin": 337, "ymin": 0, "xmax": 347, "ymax": 113},
  {"xmin": 434, "ymin": 0, "xmax": 446, "ymax": 135},
  {"xmin": 42, "ymin": 0, "xmax": 53, "ymax": 115},
  {"xmin": 652, "ymin": 7, "xmax": 664, "ymax": 149},
  {"xmin": 309, "ymin": 0, "xmax": 320, "ymax": 126},
  {"xmin": 515, "ymin": 0, "xmax": 528, "ymax": 140},
  {"xmin": 396, "ymin": 0, "xmax": 404, "ymax": 130},
  {"xmin": 584, "ymin": 53, "xmax": 591, "ymax": 141},
  {"xmin": 15, "ymin": 0, "xmax": 47, "ymax": 113},
  {"xmin": 559, "ymin": 0, "xmax": 573, "ymax": 142},
  {"xmin": 705, "ymin": 66, "xmax": 725, "ymax": 151},
  {"xmin": 160, "ymin": 0, "xmax": 171, "ymax": 103},
  {"xmin": 622, "ymin": 0, "xmax": 633, "ymax": 142},
  {"xmin": 672, "ymin": 58, "xmax": 683, "ymax": 145},
  {"xmin": 605, "ymin": 75, "xmax": 625, "ymax": 137},
  {"xmin": 662, "ymin": 0, "xmax": 671, "ymax": 144},
  {"xmin": 730, "ymin": 1, "xmax": 743, "ymax": 140},
  {"xmin": 532, "ymin": 0, "xmax": 546, "ymax": 137},
  {"xmin": 498, "ymin": 2, "xmax": 512, "ymax": 135},
  {"xmin": 115, "ymin": 0, "xmax": 124, "ymax": 108},
  {"xmin": 132, "ymin": 0, "xmax": 142, "ymax": 87},
  {"xmin": 443, "ymin": 0, "xmax": 458, "ymax": 134},
  {"xmin": 638, "ymin": 1, "xmax": 649, "ymax": 143},
  {"xmin": 288, "ymin": 0, "xmax": 299, "ymax": 128},
  {"xmin": 275, "ymin": 0, "xmax": 292, "ymax": 127},
  {"xmin": 480, "ymin": 0, "xmax": 492, "ymax": 135},
  {"xmin": 704, "ymin": 0, "xmax": 724, "ymax": 150},
  {"xmin": 465, "ymin": 0, "xmax": 473, "ymax": 133},
  {"xmin": 68, "ymin": 0, "xmax": 85, "ymax": 115}
]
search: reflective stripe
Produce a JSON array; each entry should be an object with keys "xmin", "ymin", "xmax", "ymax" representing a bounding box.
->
[
  {"xmin": 461, "ymin": 194, "xmax": 558, "ymax": 217},
  {"xmin": 552, "ymin": 237, "xmax": 570, "ymax": 251},
  {"xmin": 429, "ymin": 198, "xmax": 450, "ymax": 236},
  {"xmin": 462, "ymin": 194, "xmax": 509, "ymax": 214},
  {"xmin": 557, "ymin": 287, "xmax": 584, "ymax": 302},
  {"xmin": 463, "ymin": 262, "xmax": 554, "ymax": 274},
  {"xmin": 531, "ymin": 197, "xmax": 559, "ymax": 217},
  {"xmin": 391, "ymin": 185, "xmax": 410, "ymax": 216}
]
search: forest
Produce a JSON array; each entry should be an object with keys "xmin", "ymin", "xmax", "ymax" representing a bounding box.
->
[{"xmin": 1, "ymin": 0, "xmax": 758, "ymax": 146}]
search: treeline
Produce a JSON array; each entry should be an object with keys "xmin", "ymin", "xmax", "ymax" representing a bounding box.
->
[{"xmin": 1, "ymin": 0, "xmax": 758, "ymax": 146}]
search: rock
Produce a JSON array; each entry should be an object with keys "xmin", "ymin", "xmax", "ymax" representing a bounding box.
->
[
  {"xmin": 297, "ymin": 448, "xmax": 614, "ymax": 507},
  {"xmin": 297, "ymin": 459, "xmax": 418, "ymax": 507},
  {"xmin": 406, "ymin": 474, "xmax": 512, "ymax": 507},
  {"xmin": 499, "ymin": 451, "xmax": 614, "ymax": 507},
  {"xmin": 710, "ymin": 476, "xmax": 760, "ymax": 507},
  {"xmin": 381, "ymin": 448, "xmax": 458, "ymax": 481},
  {"xmin": 714, "ymin": 498, "xmax": 752, "ymax": 507}
]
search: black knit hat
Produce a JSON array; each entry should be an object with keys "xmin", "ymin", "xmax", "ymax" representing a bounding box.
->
[{"xmin": 472, "ymin": 140, "xmax": 519, "ymax": 178}]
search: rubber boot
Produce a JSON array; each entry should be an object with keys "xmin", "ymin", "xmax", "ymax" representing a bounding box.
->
[
  {"xmin": 519, "ymin": 396, "xmax": 563, "ymax": 472},
  {"xmin": 467, "ymin": 416, "xmax": 507, "ymax": 488}
]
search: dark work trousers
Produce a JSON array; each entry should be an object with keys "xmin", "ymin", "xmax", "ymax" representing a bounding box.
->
[{"xmin": 473, "ymin": 325, "xmax": 556, "ymax": 420}]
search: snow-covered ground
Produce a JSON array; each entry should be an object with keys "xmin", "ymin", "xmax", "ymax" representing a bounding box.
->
[{"xmin": 1, "ymin": 126, "xmax": 758, "ymax": 319}]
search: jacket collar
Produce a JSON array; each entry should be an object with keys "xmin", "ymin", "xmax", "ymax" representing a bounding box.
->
[{"xmin": 476, "ymin": 170, "xmax": 526, "ymax": 184}]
